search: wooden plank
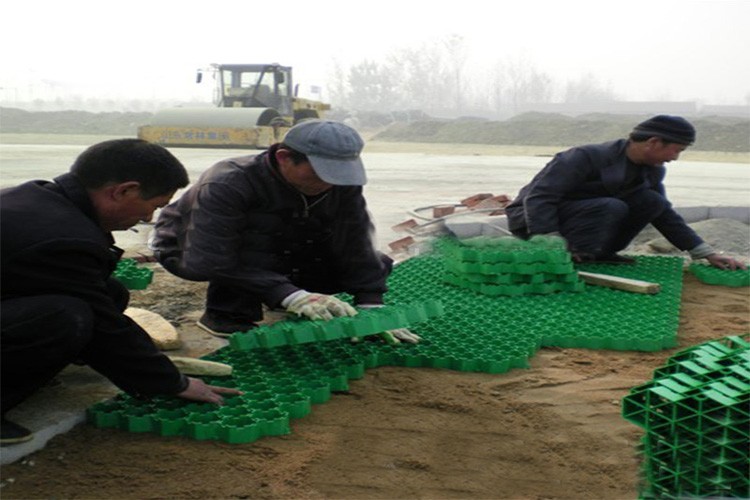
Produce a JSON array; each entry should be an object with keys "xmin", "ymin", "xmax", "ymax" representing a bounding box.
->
[
  {"xmin": 167, "ymin": 357, "xmax": 233, "ymax": 377},
  {"xmin": 578, "ymin": 271, "xmax": 661, "ymax": 294}
]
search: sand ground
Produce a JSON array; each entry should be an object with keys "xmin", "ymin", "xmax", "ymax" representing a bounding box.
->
[
  {"xmin": 1, "ymin": 261, "xmax": 748, "ymax": 500},
  {"xmin": 0, "ymin": 140, "xmax": 748, "ymax": 499}
]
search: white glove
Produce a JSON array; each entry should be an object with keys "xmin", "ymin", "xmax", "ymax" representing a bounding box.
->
[
  {"xmin": 283, "ymin": 290, "xmax": 357, "ymax": 321},
  {"xmin": 381, "ymin": 328, "xmax": 422, "ymax": 344},
  {"xmin": 358, "ymin": 304, "xmax": 422, "ymax": 344}
]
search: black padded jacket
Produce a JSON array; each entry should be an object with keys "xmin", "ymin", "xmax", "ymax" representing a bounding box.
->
[
  {"xmin": 152, "ymin": 146, "xmax": 389, "ymax": 308},
  {"xmin": 0, "ymin": 173, "xmax": 188, "ymax": 397},
  {"xmin": 505, "ymin": 139, "xmax": 703, "ymax": 251}
]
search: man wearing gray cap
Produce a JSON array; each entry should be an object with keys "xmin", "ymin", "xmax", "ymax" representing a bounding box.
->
[
  {"xmin": 505, "ymin": 115, "xmax": 745, "ymax": 269},
  {"xmin": 152, "ymin": 120, "xmax": 419, "ymax": 342}
]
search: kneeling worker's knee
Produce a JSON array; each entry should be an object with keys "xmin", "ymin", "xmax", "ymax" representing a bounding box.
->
[{"xmin": 42, "ymin": 296, "xmax": 95, "ymax": 356}]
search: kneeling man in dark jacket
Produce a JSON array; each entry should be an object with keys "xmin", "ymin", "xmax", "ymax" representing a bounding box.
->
[
  {"xmin": 0, "ymin": 139, "xmax": 241, "ymax": 445},
  {"xmin": 152, "ymin": 120, "xmax": 418, "ymax": 343},
  {"xmin": 505, "ymin": 115, "xmax": 744, "ymax": 270}
]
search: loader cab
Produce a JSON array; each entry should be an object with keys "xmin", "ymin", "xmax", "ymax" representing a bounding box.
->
[{"xmin": 209, "ymin": 64, "xmax": 294, "ymax": 116}]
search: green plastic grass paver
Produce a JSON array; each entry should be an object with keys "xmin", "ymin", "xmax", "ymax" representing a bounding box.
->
[
  {"xmin": 113, "ymin": 258, "xmax": 154, "ymax": 290},
  {"xmin": 90, "ymin": 236, "xmax": 689, "ymax": 446},
  {"xmin": 228, "ymin": 301, "xmax": 444, "ymax": 350},
  {"xmin": 689, "ymin": 262, "xmax": 750, "ymax": 287},
  {"xmin": 439, "ymin": 235, "xmax": 585, "ymax": 297},
  {"xmin": 622, "ymin": 335, "xmax": 750, "ymax": 499}
]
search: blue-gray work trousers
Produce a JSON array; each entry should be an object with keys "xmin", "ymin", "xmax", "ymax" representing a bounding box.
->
[{"xmin": 558, "ymin": 189, "xmax": 669, "ymax": 256}]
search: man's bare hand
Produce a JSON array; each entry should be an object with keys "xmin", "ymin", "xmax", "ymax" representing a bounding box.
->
[
  {"xmin": 177, "ymin": 377, "xmax": 243, "ymax": 405},
  {"xmin": 705, "ymin": 253, "xmax": 747, "ymax": 271}
]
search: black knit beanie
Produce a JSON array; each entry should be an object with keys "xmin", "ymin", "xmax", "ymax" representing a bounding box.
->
[{"xmin": 631, "ymin": 115, "xmax": 696, "ymax": 145}]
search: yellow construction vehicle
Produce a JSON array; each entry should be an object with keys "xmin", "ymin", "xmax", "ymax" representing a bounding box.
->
[{"xmin": 137, "ymin": 63, "xmax": 330, "ymax": 148}]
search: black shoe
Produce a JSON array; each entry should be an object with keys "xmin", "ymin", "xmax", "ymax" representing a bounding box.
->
[
  {"xmin": 573, "ymin": 252, "xmax": 636, "ymax": 265},
  {"xmin": 572, "ymin": 252, "xmax": 597, "ymax": 263},
  {"xmin": 1, "ymin": 418, "xmax": 34, "ymax": 446},
  {"xmin": 595, "ymin": 254, "xmax": 636, "ymax": 264},
  {"xmin": 196, "ymin": 311, "xmax": 258, "ymax": 338}
]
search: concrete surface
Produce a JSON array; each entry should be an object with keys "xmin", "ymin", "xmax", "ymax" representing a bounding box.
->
[
  {"xmin": 1, "ymin": 366, "xmax": 119, "ymax": 465},
  {"xmin": 442, "ymin": 206, "xmax": 750, "ymax": 240}
]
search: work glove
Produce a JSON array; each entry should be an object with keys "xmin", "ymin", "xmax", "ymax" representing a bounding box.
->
[
  {"xmin": 379, "ymin": 328, "xmax": 422, "ymax": 344},
  {"xmin": 283, "ymin": 290, "xmax": 357, "ymax": 321},
  {"xmin": 357, "ymin": 304, "xmax": 422, "ymax": 344}
]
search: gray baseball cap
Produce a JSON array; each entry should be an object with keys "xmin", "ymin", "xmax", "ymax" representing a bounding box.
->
[{"xmin": 282, "ymin": 119, "xmax": 367, "ymax": 186}]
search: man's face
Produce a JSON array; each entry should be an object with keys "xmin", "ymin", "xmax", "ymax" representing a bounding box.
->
[
  {"xmin": 105, "ymin": 187, "xmax": 175, "ymax": 231},
  {"xmin": 643, "ymin": 139, "xmax": 688, "ymax": 166},
  {"xmin": 276, "ymin": 149, "xmax": 332, "ymax": 196}
]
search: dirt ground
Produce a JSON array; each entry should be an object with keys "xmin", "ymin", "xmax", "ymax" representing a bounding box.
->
[
  {"xmin": 1, "ymin": 259, "xmax": 748, "ymax": 499},
  {"xmin": 1, "ymin": 136, "xmax": 748, "ymax": 498}
]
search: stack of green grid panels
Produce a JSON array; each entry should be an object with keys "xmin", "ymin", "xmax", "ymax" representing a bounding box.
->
[
  {"xmin": 689, "ymin": 262, "xmax": 750, "ymax": 287},
  {"xmin": 113, "ymin": 258, "xmax": 153, "ymax": 290},
  {"xmin": 89, "ymin": 240, "xmax": 688, "ymax": 445},
  {"xmin": 440, "ymin": 235, "xmax": 586, "ymax": 296},
  {"xmin": 622, "ymin": 335, "xmax": 750, "ymax": 499}
]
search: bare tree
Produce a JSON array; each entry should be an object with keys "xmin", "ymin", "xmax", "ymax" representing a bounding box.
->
[
  {"xmin": 564, "ymin": 73, "xmax": 617, "ymax": 103},
  {"xmin": 503, "ymin": 57, "xmax": 554, "ymax": 113},
  {"xmin": 328, "ymin": 40, "xmax": 566, "ymax": 118},
  {"xmin": 386, "ymin": 43, "xmax": 447, "ymax": 114},
  {"xmin": 442, "ymin": 34, "xmax": 468, "ymax": 113},
  {"xmin": 345, "ymin": 60, "xmax": 399, "ymax": 111},
  {"xmin": 326, "ymin": 59, "xmax": 350, "ymax": 109},
  {"xmin": 488, "ymin": 60, "xmax": 506, "ymax": 118}
]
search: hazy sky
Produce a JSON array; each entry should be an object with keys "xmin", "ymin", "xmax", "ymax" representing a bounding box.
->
[{"xmin": 1, "ymin": 0, "xmax": 748, "ymax": 105}]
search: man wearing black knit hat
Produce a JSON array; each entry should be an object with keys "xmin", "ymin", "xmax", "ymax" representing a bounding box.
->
[{"xmin": 505, "ymin": 115, "xmax": 745, "ymax": 270}]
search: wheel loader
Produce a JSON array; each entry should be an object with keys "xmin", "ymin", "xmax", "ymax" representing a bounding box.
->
[{"xmin": 137, "ymin": 63, "xmax": 330, "ymax": 148}]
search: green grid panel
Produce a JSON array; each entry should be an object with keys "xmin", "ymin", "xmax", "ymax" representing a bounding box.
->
[
  {"xmin": 439, "ymin": 235, "xmax": 586, "ymax": 297},
  {"xmin": 228, "ymin": 301, "xmax": 444, "ymax": 350},
  {"xmin": 622, "ymin": 335, "xmax": 750, "ymax": 499},
  {"xmin": 689, "ymin": 263, "xmax": 750, "ymax": 287},
  {"xmin": 90, "ymin": 239, "xmax": 687, "ymax": 445},
  {"xmin": 113, "ymin": 258, "xmax": 154, "ymax": 290}
]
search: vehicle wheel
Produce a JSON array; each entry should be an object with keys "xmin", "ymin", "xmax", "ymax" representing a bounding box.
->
[{"xmin": 294, "ymin": 109, "xmax": 320, "ymax": 123}]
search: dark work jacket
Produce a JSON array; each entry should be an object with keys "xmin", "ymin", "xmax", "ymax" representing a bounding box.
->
[
  {"xmin": 0, "ymin": 173, "xmax": 188, "ymax": 397},
  {"xmin": 505, "ymin": 139, "xmax": 703, "ymax": 251},
  {"xmin": 152, "ymin": 146, "xmax": 389, "ymax": 308}
]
